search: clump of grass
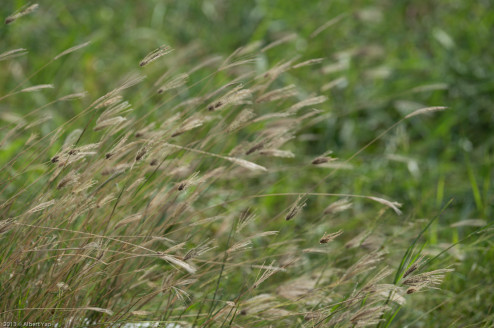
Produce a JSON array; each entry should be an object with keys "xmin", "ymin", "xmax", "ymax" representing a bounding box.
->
[{"xmin": 0, "ymin": 5, "xmax": 456, "ymax": 327}]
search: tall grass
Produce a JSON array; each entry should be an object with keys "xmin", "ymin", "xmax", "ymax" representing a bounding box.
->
[{"xmin": 0, "ymin": 4, "xmax": 471, "ymax": 327}]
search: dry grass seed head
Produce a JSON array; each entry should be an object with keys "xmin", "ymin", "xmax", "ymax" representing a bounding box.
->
[
  {"xmin": 288, "ymin": 95, "xmax": 328, "ymax": 114},
  {"xmin": 404, "ymin": 106, "xmax": 448, "ymax": 119},
  {"xmin": 324, "ymin": 198, "xmax": 352, "ymax": 215},
  {"xmin": 319, "ymin": 230, "xmax": 343, "ymax": 244},
  {"xmin": 350, "ymin": 305, "xmax": 390, "ymax": 327},
  {"xmin": 20, "ymin": 84, "xmax": 54, "ymax": 93},
  {"xmin": 139, "ymin": 44, "xmax": 173, "ymax": 66},
  {"xmin": 157, "ymin": 73, "xmax": 189, "ymax": 94},
  {"xmin": 368, "ymin": 196, "xmax": 402, "ymax": 215},
  {"xmin": 292, "ymin": 58, "xmax": 324, "ymax": 69},
  {"xmin": 402, "ymin": 268, "xmax": 454, "ymax": 293},
  {"xmin": 259, "ymin": 149, "xmax": 295, "ymax": 158},
  {"xmin": 342, "ymin": 250, "xmax": 386, "ymax": 281},
  {"xmin": 261, "ymin": 33, "xmax": 297, "ymax": 52},
  {"xmin": 285, "ymin": 196, "xmax": 306, "ymax": 221},
  {"xmin": 53, "ymin": 41, "xmax": 91, "ymax": 60},
  {"xmin": 5, "ymin": 3, "xmax": 39, "ymax": 24},
  {"xmin": 256, "ymin": 84, "xmax": 298, "ymax": 103},
  {"xmin": 26, "ymin": 200, "xmax": 55, "ymax": 214},
  {"xmin": 253, "ymin": 261, "xmax": 283, "ymax": 289},
  {"xmin": 0, "ymin": 48, "xmax": 28, "ymax": 61}
]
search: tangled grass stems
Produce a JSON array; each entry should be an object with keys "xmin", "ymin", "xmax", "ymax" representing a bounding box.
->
[{"xmin": 0, "ymin": 6, "xmax": 457, "ymax": 326}]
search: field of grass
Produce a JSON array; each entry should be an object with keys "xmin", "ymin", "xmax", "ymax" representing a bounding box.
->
[{"xmin": 0, "ymin": 1, "xmax": 493, "ymax": 327}]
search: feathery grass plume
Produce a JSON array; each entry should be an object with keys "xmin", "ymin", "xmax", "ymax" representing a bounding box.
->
[
  {"xmin": 324, "ymin": 198, "xmax": 352, "ymax": 215},
  {"xmin": 97, "ymin": 100, "xmax": 133, "ymax": 120},
  {"xmin": 226, "ymin": 108, "xmax": 256, "ymax": 132},
  {"xmin": 139, "ymin": 44, "xmax": 173, "ymax": 66},
  {"xmin": 253, "ymin": 261, "xmax": 283, "ymax": 288},
  {"xmin": 207, "ymin": 86, "xmax": 252, "ymax": 111},
  {"xmin": 227, "ymin": 231, "xmax": 280, "ymax": 254},
  {"xmin": 277, "ymin": 276, "xmax": 318, "ymax": 302},
  {"xmin": 81, "ymin": 307, "xmax": 114, "ymax": 316},
  {"xmin": 26, "ymin": 199, "xmax": 55, "ymax": 214},
  {"xmin": 90, "ymin": 73, "xmax": 145, "ymax": 108},
  {"xmin": 177, "ymin": 171, "xmax": 201, "ymax": 191},
  {"xmin": 160, "ymin": 254, "xmax": 197, "ymax": 274},
  {"xmin": 350, "ymin": 305, "xmax": 390, "ymax": 327},
  {"xmin": 135, "ymin": 146, "xmax": 147, "ymax": 161},
  {"xmin": 157, "ymin": 73, "xmax": 189, "ymax": 93},
  {"xmin": 0, "ymin": 218, "xmax": 15, "ymax": 234},
  {"xmin": 261, "ymin": 33, "xmax": 297, "ymax": 52},
  {"xmin": 292, "ymin": 58, "xmax": 324, "ymax": 69},
  {"xmin": 25, "ymin": 132, "xmax": 38, "ymax": 145},
  {"xmin": 322, "ymin": 60, "xmax": 350, "ymax": 75},
  {"xmin": 25, "ymin": 113, "xmax": 52, "ymax": 130},
  {"xmin": 321, "ymin": 76, "xmax": 348, "ymax": 91},
  {"xmin": 116, "ymin": 73, "xmax": 146, "ymax": 92},
  {"xmin": 258, "ymin": 149, "xmax": 295, "ymax": 158},
  {"xmin": 94, "ymin": 94, "xmax": 122, "ymax": 109},
  {"xmin": 314, "ymin": 161, "xmax": 354, "ymax": 170},
  {"xmin": 20, "ymin": 84, "xmax": 54, "ymax": 93},
  {"xmin": 288, "ymin": 95, "xmax": 327, "ymax": 114},
  {"xmin": 249, "ymin": 231, "xmax": 279, "ymax": 239},
  {"xmin": 256, "ymin": 84, "xmax": 298, "ymax": 103},
  {"xmin": 402, "ymin": 255, "xmax": 426, "ymax": 278},
  {"xmin": 342, "ymin": 250, "xmax": 386, "ymax": 281},
  {"xmin": 58, "ymin": 91, "xmax": 87, "ymax": 101},
  {"xmin": 57, "ymin": 171, "xmax": 80, "ymax": 190},
  {"xmin": 368, "ymin": 196, "xmax": 402, "ymax": 215},
  {"xmin": 257, "ymin": 56, "xmax": 299, "ymax": 84},
  {"xmin": 218, "ymin": 57, "xmax": 258, "ymax": 71},
  {"xmin": 227, "ymin": 240, "xmax": 252, "ymax": 254},
  {"xmin": 171, "ymin": 116, "xmax": 205, "ymax": 137},
  {"xmin": 404, "ymin": 106, "xmax": 448, "ymax": 119},
  {"xmin": 51, "ymin": 142, "xmax": 100, "ymax": 167},
  {"xmin": 171, "ymin": 286, "xmax": 191, "ymax": 303},
  {"xmin": 184, "ymin": 240, "xmax": 216, "ymax": 261},
  {"xmin": 319, "ymin": 230, "xmax": 343, "ymax": 244},
  {"xmin": 163, "ymin": 242, "xmax": 186, "ymax": 254},
  {"xmin": 70, "ymin": 179, "xmax": 98, "ymax": 194},
  {"xmin": 93, "ymin": 116, "xmax": 127, "ymax": 131},
  {"xmin": 218, "ymin": 45, "xmax": 246, "ymax": 69},
  {"xmin": 53, "ymin": 41, "xmax": 91, "ymax": 60},
  {"xmin": 402, "ymin": 268, "xmax": 454, "ymax": 293},
  {"xmin": 345, "ymin": 231, "xmax": 372, "ymax": 249},
  {"xmin": 96, "ymin": 194, "xmax": 116, "ymax": 208},
  {"xmin": 0, "ymin": 112, "xmax": 26, "ymax": 125},
  {"xmin": 62, "ymin": 129, "xmax": 83, "ymax": 149},
  {"xmin": 245, "ymin": 141, "xmax": 266, "ymax": 155},
  {"xmin": 114, "ymin": 213, "xmax": 143, "ymax": 229},
  {"xmin": 162, "ymin": 142, "xmax": 267, "ymax": 172},
  {"xmin": 312, "ymin": 156, "xmax": 337, "ymax": 165},
  {"xmin": 239, "ymin": 294, "xmax": 279, "ymax": 316},
  {"xmin": 5, "ymin": 3, "xmax": 39, "ymax": 24},
  {"xmin": 236, "ymin": 208, "xmax": 256, "ymax": 232},
  {"xmin": 227, "ymin": 157, "xmax": 267, "ymax": 171},
  {"xmin": 450, "ymin": 219, "xmax": 487, "ymax": 227},
  {"xmin": 203, "ymin": 80, "xmax": 242, "ymax": 102},
  {"xmin": 0, "ymin": 48, "xmax": 27, "ymax": 61},
  {"xmin": 285, "ymin": 195, "xmax": 306, "ymax": 221}
]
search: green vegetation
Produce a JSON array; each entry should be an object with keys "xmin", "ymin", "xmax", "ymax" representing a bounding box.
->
[{"xmin": 1, "ymin": 1, "xmax": 492, "ymax": 327}]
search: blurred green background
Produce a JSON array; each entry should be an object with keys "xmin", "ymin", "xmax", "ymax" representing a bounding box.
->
[{"xmin": 1, "ymin": 0, "xmax": 493, "ymax": 326}]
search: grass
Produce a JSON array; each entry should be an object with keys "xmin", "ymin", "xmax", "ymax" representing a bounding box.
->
[{"xmin": 0, "ymin": 1, "xmax": 493, "ymax": 327}]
